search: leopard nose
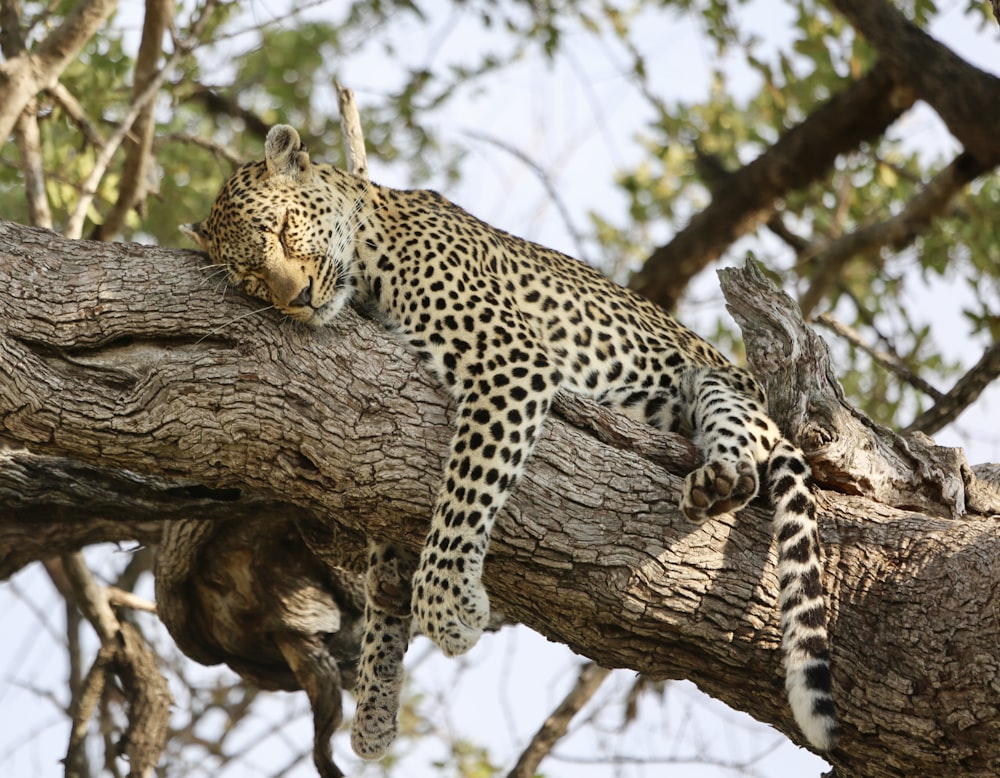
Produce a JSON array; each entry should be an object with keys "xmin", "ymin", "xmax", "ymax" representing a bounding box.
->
[{"xmin": 290, "ymin": 279, "xmax": 313, "ymax": 308}]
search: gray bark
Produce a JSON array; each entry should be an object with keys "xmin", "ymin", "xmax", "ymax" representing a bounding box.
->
[{"xmin": 2, "ymin": 219, "xmax": 999, "ymax": 777}]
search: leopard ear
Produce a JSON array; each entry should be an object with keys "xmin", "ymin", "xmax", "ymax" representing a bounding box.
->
[
  {"xmin": 180, "ymin": 221, "xmax": 210, "ymax": 250},
  {"xmin": 265, "ymin": 124, "xmax": 312, "ymax": 182}
]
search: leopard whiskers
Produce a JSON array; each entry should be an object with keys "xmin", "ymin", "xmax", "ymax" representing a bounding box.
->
[{"xmin": 196, "ymin": 303, "xmax": 275, "ymax": 344}]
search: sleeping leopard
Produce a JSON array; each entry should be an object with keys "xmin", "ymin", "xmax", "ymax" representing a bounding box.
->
[{"xmin": 182, "ymin": 124, "xmax": 837, "ymax": 757}]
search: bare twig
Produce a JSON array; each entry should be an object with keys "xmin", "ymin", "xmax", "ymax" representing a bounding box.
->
[
  {"xmin": 462, "ymin": 128, "xmax": 590, "ymax": 262},
  {"xmin": 61, "ymin": 551, "xmax": 120, "ymax": 642},
  {"xmin": 507, "ymin": 663, "xmax": 611, "ymax": 778},
  {"xmin": 47, "ymin": 82, "xmax": 106, "ymax": 149},
  {"xmin": 106, "ymin": 586, "xmax": 157, "ymax": 613},
  {"xmin": 156, "ymin": 131, "xmax": 244, "ymax": 166},
  {"xmin": 336, "ymin": 81, "xmax": 368, "ymax": 180},
  {"xmin": 814, "ymin": 313, "xmax": 943, "ymax": 402},
  {"xmin": 799, "ymin": 152, "xmax": 990, "ymax": 317},
  {"xmin": 14, "ymin": 103, "xmax": 52, "ymax": 229}
]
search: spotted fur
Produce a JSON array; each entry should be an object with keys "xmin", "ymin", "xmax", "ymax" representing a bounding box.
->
[{"xmin": 181, "ymin": 124, "xmax": 837, "ymax": 755}]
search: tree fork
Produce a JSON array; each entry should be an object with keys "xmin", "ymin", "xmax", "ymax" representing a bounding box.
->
[{"xmin": 2, "ymin": 219, "xmax": 1000, "ymax": 776}]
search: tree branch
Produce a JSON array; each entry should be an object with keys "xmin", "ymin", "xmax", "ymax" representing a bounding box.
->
[
  {"xmin": 508, "ymin": 662, "xmax": 611, "ymax": 778},
  {"xmin": 2, "ymin": 220, "xmax": 1000, "ymax": 775},
  {"xmin": 629, "ymin": 61, "xmax": 915, "ymax": 309},
  {"xmin": 830, "ymin": 0, "xmax": 1000, "ymax": 166},
  {"xmin": 0, "ymin": 0, "xmax": 119, "ymax": 144},
  {"xmin": 904, "ymin": 339, "xmax": 1000, "ymax": 436},
  {"xmin": 92, "ymin": 0, "xmax": 174, "ymax": 241},
  {"xmin": 798, "ymin": 152, "xmax": 993, "ymax": 318}
]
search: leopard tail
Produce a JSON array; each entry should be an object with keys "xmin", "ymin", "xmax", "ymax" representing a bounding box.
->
[{"xmin": 767, "ymin": 439, "xmax": 838, "ymax": 752}]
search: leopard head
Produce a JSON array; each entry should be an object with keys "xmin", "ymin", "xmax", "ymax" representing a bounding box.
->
[{"xmin": 181, "ymin": 124, "xmax": 364, "ymax": 326}]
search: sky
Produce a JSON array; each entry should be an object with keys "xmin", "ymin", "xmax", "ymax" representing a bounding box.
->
[{"xmin": 2, "ymin": 1, "xmax": 999, "ymax": 777}]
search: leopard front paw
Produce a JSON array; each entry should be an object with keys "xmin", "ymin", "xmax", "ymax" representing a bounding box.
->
[
  {"xmin": 411, "ymin": 550, "xmax": 489, "ymax": 656},
  {"xmin": 681, "ymin": 459, "xmax": 758, "ymax": 522}
]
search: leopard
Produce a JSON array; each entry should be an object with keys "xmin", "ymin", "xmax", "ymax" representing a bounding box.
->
[{"xmin": 181, "ymin": 123, "xmax": 838, "ymax": 757}]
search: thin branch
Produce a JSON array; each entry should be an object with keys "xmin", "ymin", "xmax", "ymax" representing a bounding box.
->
[
  {"xmin": 462, "ymin": 128, "xmax": 589, "ymax": 262},
  {"xmin": 66, "ymin": 643, "xmax": 113, "ymax": 777},
  {"xmin": 106, "ymin": 586, "xmax": 157, "ymax": 614},
  {"xmin": 904, "ymin": 339, "xmax": 1000, "ymax": 435},
  {"xmin": 92, "ymin": 0, "xmax": 174, "ymax": 241},
  {"xmin": 63, "ymin": 0, "xmax": 221, "ymax": 239},
  {"xmin": 798, "ymin": 152, "xmax": 991, "ymax": 317},
  {"xmin": 61, "ymin": 552, "xmax": 120, "ymax": 642},
  {"xmin": 507, "ymin": 663, "xmax": 611, "ymax": 778},
  {"xmin": 1, "ymin": 1, "xmax": 52, "ymax": 229},
  {"xmin": 155, "ymin": 131, "xmax": 244, "ymax": 166},
  {"xmin": 47, "ymin": 82, "xmax": 106, "ymax": 149},
  {"xmin": 814, "ymin": 313, "xmax": 944, "ymax": 402},
  {"xmin": 184, "ymin": 82, "xmax": 270, "ymax": 138},
  {"xmin": 14, "ymin": 101, "xmax": 52, "ymax": 229}
]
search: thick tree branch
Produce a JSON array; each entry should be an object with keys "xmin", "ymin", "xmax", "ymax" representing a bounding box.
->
[
  {"xmin": 2, "ymin": 220, "xmax": 1000, "ymax": 775},
  {"xmin": 830, "ymin": 0, "xmax": 1000, "ymax": 166},
  {"xmin": 0, "ymin": 448, "xmax": 328, "ymax": 579},
  {"xmin": 629, "ymin": 61, "xmax": 915, "ymax": 309}
]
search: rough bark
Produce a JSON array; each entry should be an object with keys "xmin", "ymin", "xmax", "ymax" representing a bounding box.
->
[{"xmin": 2, "ymin": 218, "xmax": 1000, "ymax": 776}]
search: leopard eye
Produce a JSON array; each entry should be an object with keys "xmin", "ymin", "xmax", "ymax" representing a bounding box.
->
[{"xmin": 278, "ymin": 227, "xmax": 291, "ymax": 255}]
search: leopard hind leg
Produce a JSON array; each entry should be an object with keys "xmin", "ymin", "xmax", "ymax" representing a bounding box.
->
[{"xmin": 350, "ymin": 542, "xmax": 416, "ymax": 760}]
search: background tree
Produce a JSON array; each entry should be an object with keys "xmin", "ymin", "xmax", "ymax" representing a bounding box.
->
[{"xmin": 2, "ymin": 1, "xmax": 999, "ymax": 776}]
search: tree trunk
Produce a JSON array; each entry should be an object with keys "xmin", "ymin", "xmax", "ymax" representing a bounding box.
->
[{"xmin": 2, "ymin": 218, "xmax": 999, "ymax": 777}]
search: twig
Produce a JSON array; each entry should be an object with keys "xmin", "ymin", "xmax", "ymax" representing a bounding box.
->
[
  {"xmin": 336, "ymin": 81, "xmax": 368, "ymax": 180},
  {"xmin": 47, "ymin": 82, "xmax": 106, "ymax": 149},
  {"xmin": 814, "ymin": 313, "xmax": 943, "ymax": 401},
  {"xmin": 106, "ymin": 586, "xmax": 157, "ymax": 614},
  {"xmin": 507, "ymin": 662, "xmax": 611, "ymax": 778},
  {"xmin": 156, "ymin": 131, "xmax": 245, "ymax": 166},
  {"xmin": 462, "ymin": 128, "xmax": 589, "ymax": 262},
  {"xmin": 61, "ymin": 551, "xmax": 119, "ymax": 642},
  {"xmin": 14, "ymin": 104, "xmax": 53, "ymax": 230},
  {"xmin": 1, "ymin": 0, "xmax": 52, "ymax": 230}
]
